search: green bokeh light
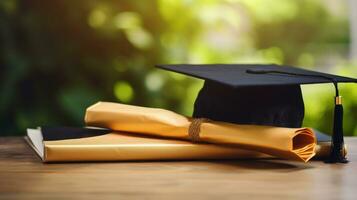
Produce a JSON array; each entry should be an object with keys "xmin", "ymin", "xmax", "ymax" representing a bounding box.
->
[{"xmin": 114, "ymin": 81, "xmax": 134, "ymax": 103}]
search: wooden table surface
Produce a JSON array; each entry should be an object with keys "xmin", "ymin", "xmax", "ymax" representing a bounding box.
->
[{"xmin": 1, "ymin": 137, "xmax": 356, "ymax": 200}]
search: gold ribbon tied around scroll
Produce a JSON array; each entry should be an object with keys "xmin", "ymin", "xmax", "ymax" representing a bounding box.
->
[{"xmin": 188, "ymin": 118, "xmax": 210, "ymax": 143}]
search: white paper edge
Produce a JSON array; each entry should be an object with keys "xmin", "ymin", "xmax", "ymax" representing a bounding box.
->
[{"xmin": 26, "ymin": 128, "xmax": 44, "ymax": 159}]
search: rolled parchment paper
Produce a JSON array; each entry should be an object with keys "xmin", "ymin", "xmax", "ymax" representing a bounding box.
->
[{"xmin": 85, "ymin": 102, "xmax": 316, "ymax": 162}]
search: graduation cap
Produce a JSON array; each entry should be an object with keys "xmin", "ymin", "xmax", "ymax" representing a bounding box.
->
[{"xmin": 157, "ymin": 64, "xmax": 357, "ymax": 163}]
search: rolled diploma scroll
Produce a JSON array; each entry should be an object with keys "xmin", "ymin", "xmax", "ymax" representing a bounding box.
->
[{"xmin": 85, "ymin": 102, "xmax": 316, "ymax": 162}]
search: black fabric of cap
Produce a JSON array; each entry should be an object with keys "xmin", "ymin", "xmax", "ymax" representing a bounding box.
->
[
  {"xmin": 157, "ymin": 64, "xmax": 356, "ymax": 128},
  {"xmin": 157, "ymin": 64, "xmax": 357, "ymax": 87}
]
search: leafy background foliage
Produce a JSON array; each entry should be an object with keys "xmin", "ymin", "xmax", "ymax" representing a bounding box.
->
[{"xmin": 0, "ymin": 0, "xmax": 356, "ymax": 136}]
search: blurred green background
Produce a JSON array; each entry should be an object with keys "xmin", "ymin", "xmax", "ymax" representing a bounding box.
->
[{"xmin": 1, "ymin": 0, "xmax": 356, "ymax": 136}]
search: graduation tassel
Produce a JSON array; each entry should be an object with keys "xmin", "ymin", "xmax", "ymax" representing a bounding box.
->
[{"xmin": 326, "ymin": 83, "xmax": 348, "ymax": 163}]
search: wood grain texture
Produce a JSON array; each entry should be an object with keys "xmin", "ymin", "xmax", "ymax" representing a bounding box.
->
[{"xmin": 1, "ymin": 137, "xmax": 357, "ymax": 200}]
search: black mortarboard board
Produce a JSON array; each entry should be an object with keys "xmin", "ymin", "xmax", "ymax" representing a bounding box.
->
[{"xmin": 157, "ymin": 64, "xmax": 357, "ymax": 163}]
